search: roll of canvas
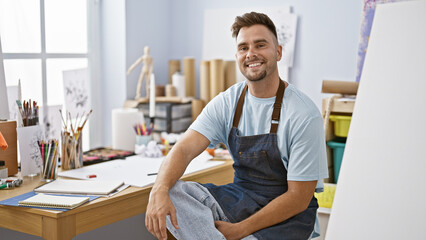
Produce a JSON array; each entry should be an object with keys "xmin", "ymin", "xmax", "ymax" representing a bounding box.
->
[
  {"xmin": 183, "ymin": 57, "xmax": 196, "ymax": 97},
  {"xmin": 322, "ymin": 80, "xmax": 359, "ymax": 95},
  {"xmin": 172, "ymin": 72, "xmax": 186, "ymax": 98},
  {"xmin": 156, "ymin": 85, "xmax": 165, "ymax": 97},
  {"xmin": 210, "ymin": 59, "xmax": 225, "ymax": 99},
  {"xmin": 112, "ymin": 108, "xmax": 143, "ymax": 151},
  {"xmin": 166, "ymin": 84, "xmax": 177, "ymax": 97},
  {"xmin": 191, "ymin": 99, "xmax": 204, "ymax": 122},
  {"xmin": 224, "ymin": 60, "xmax": 237, "ymax": 89},
  {"xmin": 200, "ymin": 60, "xmax": 210, "ymax": 103},
  {"xmin": 168, "ymin": 60, "xmax": 180, "ymax": 84}
]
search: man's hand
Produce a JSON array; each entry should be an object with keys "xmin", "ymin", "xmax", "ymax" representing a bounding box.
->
[
  {"xmin": 215, "ymin": 221, "xmax": 248, "ymax": 240},
  {"xmin": 145, "ymin": 187, "xmax": 179, "ymax": 240}
]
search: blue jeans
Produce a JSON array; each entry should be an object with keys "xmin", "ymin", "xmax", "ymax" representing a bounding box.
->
[{"xmin": 166, "ymin": 180, "xmax": 258, "ymax": 240}]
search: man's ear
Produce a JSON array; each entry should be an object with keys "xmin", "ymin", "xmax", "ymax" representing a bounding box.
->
[{"xmin": 276, "ymin": 45, "xmax": 283, "ymax": 61}]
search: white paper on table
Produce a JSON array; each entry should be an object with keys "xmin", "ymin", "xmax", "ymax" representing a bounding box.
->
[
  {"xmin": 17, "ymin": 125, "xmax": 44, "ymax": 176},
  {"xmin": 59, "ymin": 151, "xmax": 224, "ymax": 187}
]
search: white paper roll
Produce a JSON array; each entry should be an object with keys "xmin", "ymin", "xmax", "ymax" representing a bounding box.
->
[
  {"xmin": 172, "ymin": 72, "xmax": 186, "ymax": 98},
  {"xmin": 112, "ymin": 108, "xmax": 144, "ymax": 151},
  {"xmin": 149, "ymin": 73, "xmax": 156, "ymax": 118}
]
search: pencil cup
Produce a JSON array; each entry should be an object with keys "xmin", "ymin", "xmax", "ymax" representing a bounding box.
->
[
  {"xmin": 61, "ymin": 132, "xmax": 83, "ymax": 170},
  {"xmin": 136, "ymin": 135, "xmax": 152, "ymax": 146},
  {"xmin": 38, "ymin": 140, "xmax": 59, "ymax": 182}
]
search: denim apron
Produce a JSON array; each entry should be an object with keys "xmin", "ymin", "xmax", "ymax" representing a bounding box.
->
[{"xmin": 204, "ymin": 80, "xmax": 318, "ymax": 240}]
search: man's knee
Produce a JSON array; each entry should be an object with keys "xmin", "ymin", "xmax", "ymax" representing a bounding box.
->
[{"xmin": 168, "ymin": 181, "xmax": 209, "ymax": 203}]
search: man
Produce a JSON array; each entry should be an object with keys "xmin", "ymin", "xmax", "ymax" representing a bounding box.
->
[{"xmin": 146, "ymin": 12, "xmax": 328, "ymax": 240}]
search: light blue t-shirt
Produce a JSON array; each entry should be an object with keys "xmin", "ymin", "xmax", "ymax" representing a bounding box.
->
[{"xmin": 190, "ymin": 82, "xmax": 328, "ymax": 192}]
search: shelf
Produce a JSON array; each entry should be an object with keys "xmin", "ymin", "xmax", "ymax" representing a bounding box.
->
[{"xmin": 322, "ymin": 96, "xmax": 355, "ymax": 183}]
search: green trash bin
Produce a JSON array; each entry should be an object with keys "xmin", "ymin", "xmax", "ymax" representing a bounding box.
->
[{"xmin": 327, "ymin": 140, "xmax": 346, "ymax": 183}]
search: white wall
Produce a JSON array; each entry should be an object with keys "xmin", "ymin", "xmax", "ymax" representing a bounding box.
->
[
  {"xmin": 100, "ymin": 0, "xmax": 127, "ymax": 147},
  {"xmin": 125, "ymin": 0, "xmax": 171, "ymax": 99},
  {"xmin": 165, "ymin": 0, "xmax": 362, "ymax": 105},
  {"xmin": 103, "ymin": 0, "xmax": 363, "ymax": 148}
]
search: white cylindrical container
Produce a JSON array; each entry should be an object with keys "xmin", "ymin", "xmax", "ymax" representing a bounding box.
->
[
  {"xmin": 172, "ymin": 72, "xmax": 186, "ymax": 98},
  {"xmin": 112, "ymin": 108, "xmax": 144, "ymax": 151},
  {"xmin": 149, "ymin": 73, "xmax": 156, "ymax": 118}
]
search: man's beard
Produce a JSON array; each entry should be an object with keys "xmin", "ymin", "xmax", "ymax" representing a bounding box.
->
[{"xmin": 244, "ymin": 70, "xmax": 267, "ymax": 82}]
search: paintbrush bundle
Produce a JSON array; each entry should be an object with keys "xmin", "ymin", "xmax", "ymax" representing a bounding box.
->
[
  {"xmin": 16, "ymin": 99, "xmax": 39, "ymax": 126},
  {"xmin": 60, "ymin": 109, "xmax": 92, "ymax": 170}
]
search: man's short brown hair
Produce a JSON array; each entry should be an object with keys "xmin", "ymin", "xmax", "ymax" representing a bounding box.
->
[{"xmin": 231, "ymin": 12, "xmax": 278, "ymax": 41}]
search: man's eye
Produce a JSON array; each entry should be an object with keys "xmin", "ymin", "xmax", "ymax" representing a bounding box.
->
[{"xmin": 239, "ymin": 47, "xmax": 248, "ymax": 51}]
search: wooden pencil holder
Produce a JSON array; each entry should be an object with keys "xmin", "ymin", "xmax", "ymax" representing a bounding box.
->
[{"xmin": 61, "ymin": 132, "xmax": 83, "ymax": 170}]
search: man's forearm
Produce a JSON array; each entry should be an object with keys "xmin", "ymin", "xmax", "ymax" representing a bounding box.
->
[
  {"xmin": 151, "ymin": 129, "xmax": 211, "ymax": 193},
  {"xmin": 236, "ymin": 181, "xmax": 317, "ymax": 236},
  {"xmin": 151, "ymin": 144, "xmax": 191, "ymax": 192}
]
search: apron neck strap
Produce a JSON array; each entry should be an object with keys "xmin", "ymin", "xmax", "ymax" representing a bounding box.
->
[
  {"xmin": 270, "ymin": 80, "xmax": 285, "ymax": 133},
  {"xmin": 232, "ymin": 80, "xmax": 286, "ymax": 134},
  {"xmin": 232, "ymin": 84, "xmax": 248, "ymax": 128}
]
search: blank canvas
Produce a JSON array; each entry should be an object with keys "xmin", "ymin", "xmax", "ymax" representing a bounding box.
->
[{"xmin": 326, "ymin": 1, "xmax": 426, "ymax": 239}]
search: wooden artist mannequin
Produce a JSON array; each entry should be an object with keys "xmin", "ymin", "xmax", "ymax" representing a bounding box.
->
[{"xmin": 127, "ymin": 46, "xmax": 154, "ymax": 99}]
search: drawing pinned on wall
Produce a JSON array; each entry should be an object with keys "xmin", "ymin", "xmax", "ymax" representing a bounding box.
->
[
  {"xmin": 266, "ymin": 11, "xmax": 298, "ymax": 67},
  {"xmin": 356, "ymin": 0, "xmax": 409, "ymax": 82},
  {"xmin": 17, "ymin": 125, "xmax": 44, "ymax": 176},
  {"xmin": 63, "ymin": 68, "xmax": 90, "ymax": 118},
  {"xmin": 39, "ymin": 105, "xmax": 62, "ymax": 141}
]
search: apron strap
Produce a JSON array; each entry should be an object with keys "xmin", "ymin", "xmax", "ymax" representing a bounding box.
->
[
  {"xmin": 232, "ymin": 80, "xmax": 286, "ymax": 133},
  {"xmin": 270, "ymin": 80, "xmax": 285, "ymax": 133},
  {"xmin": 233, "ymin": 84, "xmax": 248, "ymax": 128}
]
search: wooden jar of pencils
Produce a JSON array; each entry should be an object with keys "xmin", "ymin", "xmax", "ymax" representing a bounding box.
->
[
  {"xmin": 61, "ymin": 132, "xmax": 83, "ymax": 170},
  {"xmin": 59, "ymin": 109, "xmax": 92, "ymax": 170},
  {"xmin": 39, "ymin": 139, "xmax": 59, "ymax": 181}
]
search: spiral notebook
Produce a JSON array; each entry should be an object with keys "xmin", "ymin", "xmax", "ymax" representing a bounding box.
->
[
  {"xmin": 18, "ymin": 194, "xmax": 90, "ymax": 209},
  {"xmin": 34, "ymin": 179, "xmax": 125, "ymax": 196}
]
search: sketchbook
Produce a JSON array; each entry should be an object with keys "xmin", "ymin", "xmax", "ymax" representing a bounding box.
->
[
  {"xmin": 18, "ymin": 193, "xmax": 89, "ymax": 209},
  {"xmin": 34, "ymin": 179, "xmax": 124, "ymax": 196}
]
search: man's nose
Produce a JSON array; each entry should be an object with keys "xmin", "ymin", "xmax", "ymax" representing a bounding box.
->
[{"xmin": 246, "ymin": 47, "xmax": 257, "ymax": 59}]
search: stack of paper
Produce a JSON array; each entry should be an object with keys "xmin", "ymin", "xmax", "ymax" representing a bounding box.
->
[
  {"xmin": 18, "ymin": 193, "xmax": 89, "ymax": 209},
  {"xmin": 34, "ymin": 179, "xmax": 124, "ymax": 196}
]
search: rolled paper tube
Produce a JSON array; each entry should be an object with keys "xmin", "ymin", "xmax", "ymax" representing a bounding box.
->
[
  {"xmin": 168, "ymin": 60, "xmax": 181, "ymax": 84},
  {"xmin": 322, "ymin": 80, "xmax": 359, "ymax": 95},
  {"xmin": 210, "ymin": 59, "xmax": 225, "ymax": 99},
  {"xmin": 149, "ymin": 74, "xmax": 156, "ymax": 118},
  {"xmin": 165, "ymin": 84, "xmax": 177, "ymax": 97},
  {"xmin": 156, "ymin": 85, "xmax": 165, "ymax": 97},
  {"xmin": 172, "ymin": 72, "xmax": 185, "ymax": 98},
  {"xmin": 183, "ymin": 57, "xmax": 196, "ymax": 97},
  {"xmin": 224, "ymin": 60, "xmax": 237, "ymax": 90},
  {"xmin": 200, "ymin": 60, "xmax": 210, "ymax": 103},
  {"xmin": 191, "ymin": 99, "xmax": 204, "ymax": 122}
]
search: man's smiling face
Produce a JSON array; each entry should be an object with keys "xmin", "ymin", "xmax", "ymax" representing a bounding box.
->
[{"xmin": 235, "ymin": 24, "xmax": 282, "ymax": 82}]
